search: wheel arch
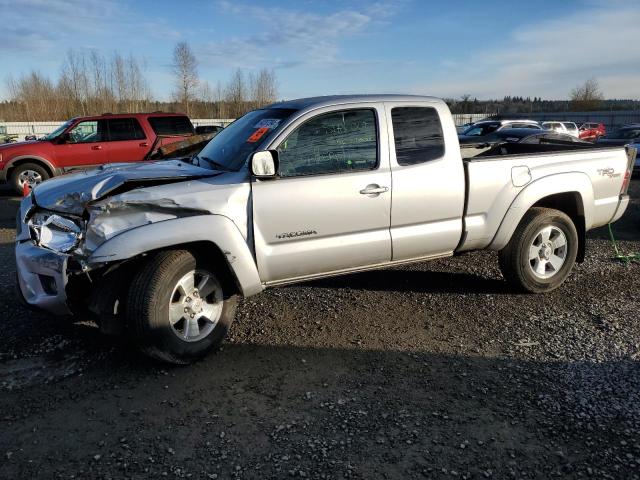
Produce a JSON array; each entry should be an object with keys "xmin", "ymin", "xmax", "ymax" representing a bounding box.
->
[
  {"xmin": 531, "ymin": 192, "xmax": 586, "ymax": 262},
  {"xmin": 489, "ymin": 172, "xmax": 593, "ymax": 259},
  {"xmin": 5, "ymin": 155, "xmax": 57, "ymax": 179},
  {"xmin": 88, "ymin": 215, "xmax": 263, "ymax": 297}
]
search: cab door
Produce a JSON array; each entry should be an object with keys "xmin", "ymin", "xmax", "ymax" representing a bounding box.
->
[
  {"xmin": 54, "ymin": 119, "xmax": 108, "ymax": 170},
  {"xmin": 384, "ymin": 102, "xmax": 465, "ymax": 261},
  {"xmin": 106, "ymin": 117, "xmax": 150, "ymax": 163},
  {"xmin": 251, "ymin": 105, "xmax": 392, "ymax": 284}
]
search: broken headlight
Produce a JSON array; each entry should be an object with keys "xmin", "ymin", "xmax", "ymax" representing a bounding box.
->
[{"xmin": 28, "ymin": 212, "xmax": 83, "ymax": 253}]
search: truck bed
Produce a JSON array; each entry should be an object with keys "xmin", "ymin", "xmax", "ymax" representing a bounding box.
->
[
  {"xmin": 460, "ymin": 139, "xmax": 603, "ymax": 160},
  {"xmin": 458, "ymin": 143, "xmax": 630, "ymax": 252}
]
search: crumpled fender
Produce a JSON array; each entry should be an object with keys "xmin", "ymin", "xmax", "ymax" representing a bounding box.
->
[
  {"xmin": 88, "ymin": 214, "xmax": 263, "ymax": 297},
  {"xmin": 489, "ymin": 172, "xmax": 594, "ymax": 251}
]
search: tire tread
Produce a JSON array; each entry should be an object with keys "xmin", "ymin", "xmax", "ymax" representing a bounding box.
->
[{"xmin": 499, "ymin": 207, "xmax": 578, "ymax": 293}]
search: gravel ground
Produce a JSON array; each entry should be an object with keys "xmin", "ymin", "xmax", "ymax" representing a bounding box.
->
[{"xmin": 0, "ymin": 181, "xmax": 638, "ymax": 480}]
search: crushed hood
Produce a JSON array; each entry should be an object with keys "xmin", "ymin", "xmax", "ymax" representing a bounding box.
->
[{"xmin": 33, "ymin": 160, "xmax": 220, "ymax": 215}]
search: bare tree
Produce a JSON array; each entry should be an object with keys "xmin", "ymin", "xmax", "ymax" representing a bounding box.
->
[
  {"xmin": 570, "ymin": 78, "xmax": 604, "ymax": 111},
  {"xmin": 225, "ymin": 69, "xmax": 246, "ymax": 118},
  {"xmin": 249, "ymin": 68, "xmax": 277, "ymax": 109},
  {"xmin": 1, "ymin": 47, "xmax": 279, "ymax": 121},
  {"xmin": 89, "ymin": 50, "xmax": 115, "ymax": 113},
  {"xmin": 126, "ymin": 53, "xmax": 150, "ymax": 112},
  {"xmin": 112, "ymin": 52, "xmax": 127, "ymax": 107},
  {"xmin": 172, "ymin": 42, "xmax": 199, "ymax": 115},
  {"xmin": 214, "ymin": 81, "xmax": 228, "ymax": 118},
  {"xmin": 6, "ymin": 71, "xmax": 61, "ymax": 120}
]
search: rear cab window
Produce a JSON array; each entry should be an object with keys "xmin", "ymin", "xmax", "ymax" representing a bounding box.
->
[
  {"xmin": 391, "ymin": 107, "xmax": 445, "ymax": 166},
  {"xmin": 147, "ymin": 116, "xmax": 194, "ymax": 136}
]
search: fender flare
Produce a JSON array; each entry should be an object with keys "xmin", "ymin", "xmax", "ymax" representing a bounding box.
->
[
  {"xmin": 88, "ymin": 215, "xmax": 263, "ymax": 297},
  {"xmin": 489, "ymin": 172, "xmax": 594, "ymax": 251},
  {"xmin": 4, "ymin": 155, "xmax": 60, "ymax": 177}
]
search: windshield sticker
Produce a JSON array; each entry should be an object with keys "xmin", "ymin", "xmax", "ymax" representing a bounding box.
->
[
  {"xmin": 247, "ymin": 127, "xmax": 270, "ymax": 143},
  {"xmin": 253, "ymin": 119, "xmax": 281, "ymax": 129}
]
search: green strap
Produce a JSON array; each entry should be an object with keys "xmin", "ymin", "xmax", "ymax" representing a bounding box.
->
[{"xmin": 608, "ymin": 224, "xmax": 640, "ymax": 264}]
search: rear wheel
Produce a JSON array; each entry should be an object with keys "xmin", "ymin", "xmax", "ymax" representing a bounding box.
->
[
  {"xmin": 9, "ymin": 162, "xmax": 50, "ymax": 194},
  {"xmin": 499, "ymin": 207, "xmax": 578, "ymax": 293},
  {"xmin": 127, "ymin": 250, "xmax": 237, "ymax": 364}
]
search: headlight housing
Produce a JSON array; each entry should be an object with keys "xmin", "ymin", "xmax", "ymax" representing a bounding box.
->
[{"xmin": 28, "ymin": 212, "xmax": 83, "ymax": 253}]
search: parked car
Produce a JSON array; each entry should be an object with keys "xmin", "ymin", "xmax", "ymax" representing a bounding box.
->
[
  {"xmin": 459, "ymin": 119, "xmax": 541, "ymax": 138},
  {"xmin": 631, "ymin": 142, "xmax": 640, "ymax": 172},
  {"xmin": 24, "ymin": 134, "xmax": 38, "ymax": 141},
  {"xmin": 459, "ymin": 128, "xmax": 587, "ymax": 156},
  {"xmin": 0, "ymin": 112, "xmax": 195, "ymax": 193},
  {"xmin": 595, "ymin": 124, "xmax": 640, "ymax": 147},
  {"xmin": 456, "ymin": 122, "xmax": 474, "ymax": 134},
  {"xmin": 578, "ymin": 122, "xmax": 606, "ymax": 142},
  {"xmin": 541, "ymin": 121, "xmax": 580, "ymax": 138},
  {"xmin": 459, "ymin": 128, "xmax": 585, "ymax": 146},
  {"xmin": 15, "ymin": 95, "xmax": 633, "ymax": 363},
  {"xmin": 0, "ymin": 125, "xmax": 18, "ymax": 144},
  {"xmin": 195, "ymin": 125, "xmax": 224, "ymax": 135}
]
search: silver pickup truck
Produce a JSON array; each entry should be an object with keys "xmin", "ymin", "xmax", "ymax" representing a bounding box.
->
[{"xmin": 15, "ymin": 95, "xmax": 634, "ymax": 363}]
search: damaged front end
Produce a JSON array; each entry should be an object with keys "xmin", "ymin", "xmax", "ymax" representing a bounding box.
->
[{"xmin": 15, "ymin": 159, "xmax": 246, "ymax": 331}]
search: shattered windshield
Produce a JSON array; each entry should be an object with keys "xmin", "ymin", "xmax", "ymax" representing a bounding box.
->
[
  {"xmin": 45, "ymin": 120, "xmax": 73, "ymax": 140},
  {"xmin": 196, "ymin": 108, "xmax": 297, "ymax": 171}
]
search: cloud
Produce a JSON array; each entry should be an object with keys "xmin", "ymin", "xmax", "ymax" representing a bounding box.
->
[
  {"xmin": 0, "ymin": 0, "xmax": 122, "ymax": 53},
  {"xmin": 198, "ymin": 1, "xmax": 396, "ymax": 69},
  {"xmin": 0, "ymin": 0, "xmax": 181, "ymax": 61},
  {"xmin": 412, "ymin": 3, "xmax": 640, "ymax": 99}
]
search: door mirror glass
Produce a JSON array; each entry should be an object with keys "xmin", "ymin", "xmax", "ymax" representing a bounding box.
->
[{"xmin": 250, "ymin": 150, "xmax": 278, "ymax": 178}]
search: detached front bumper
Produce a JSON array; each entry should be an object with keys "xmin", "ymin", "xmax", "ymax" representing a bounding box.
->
[{"xmin": 15, "ymin": 240, "xmax": 72, "ymax": 316}]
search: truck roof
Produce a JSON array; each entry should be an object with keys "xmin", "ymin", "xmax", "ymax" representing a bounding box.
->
[
  {"xmin": 69, "ymin": 112, "xmax": 189, "ymax": 122},
  {"xmin": 267, "ymin": 94, "xmax": 443, "ymax": 111}
]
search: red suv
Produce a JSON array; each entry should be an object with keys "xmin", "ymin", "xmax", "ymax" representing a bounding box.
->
[
  {"xmin": 578, "ymin": 122, "xmax": 606, "ymax": 142},
  {"xmin": 0, "ymin": 113, "xmax": 194, "ymax": 193}
]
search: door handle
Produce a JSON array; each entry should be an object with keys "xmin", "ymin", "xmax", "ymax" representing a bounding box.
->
[
  {"xmin": 359, "ymin": 184, "xmax": 389, "ymax": 196},
  {"xmin": 91, "ymin": 145, "xmax": 102, "ymax": 150},
  {"xmin": 139, "ymin": 142, "xmax": 149, "ymax": 147}
]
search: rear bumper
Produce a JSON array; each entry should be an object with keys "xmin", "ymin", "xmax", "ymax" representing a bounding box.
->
[{"xmin": 15, "ymin": 240, "xmax": 72, "ymax": 316}]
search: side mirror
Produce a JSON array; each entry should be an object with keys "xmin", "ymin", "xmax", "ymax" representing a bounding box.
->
[{"xmin": 250, "ymin": 150, "xmax": 278, "ymax": 178}]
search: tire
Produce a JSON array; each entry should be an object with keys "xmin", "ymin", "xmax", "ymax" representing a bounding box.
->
[
  {"xmin": 126, "ymin": 250, "xmax": 238, "ymax": 364},
  {"xmin": 9, "ymin": 162, "xmax": 50, "ymax": 195},
  {"xmin": 498, "ymin": 207, "xmax": 578, "ymax": 293}
]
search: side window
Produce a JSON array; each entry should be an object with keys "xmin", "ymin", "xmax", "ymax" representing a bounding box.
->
[
  {"xmin": 68, "ymin": 120, "xmax": 105, "ymax": 143},
  {"xmin": 391, "ymin": 107, "xmax": 445, "ymax": 166},
  {"xmin": 277, "ymin": 109, "xmax": 377, "ymax": 177},
  {"xmin": 148, "ymin": 116, "xmax": 194, "ymax": 136},
  {"xmin": 107, "ymin": 118, "xmax": 146, "ymax": 141}
]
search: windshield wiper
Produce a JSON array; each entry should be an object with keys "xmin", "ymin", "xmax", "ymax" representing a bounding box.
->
[{"xmin": 195, "ymin": 155, "xmax": 231, "ymax": 171}]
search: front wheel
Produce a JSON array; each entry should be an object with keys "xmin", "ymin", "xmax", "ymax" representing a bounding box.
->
[
  {"xmin": 10, "ymin": 162, "xmax": 50, "ymax": 194},
  {"xmin": 127, "ymin": 250, "xmax": 238, "ymax": 364},
  {"xmin": 498, "ymin": 207, "xmax": 578, "ymax": 293}
]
